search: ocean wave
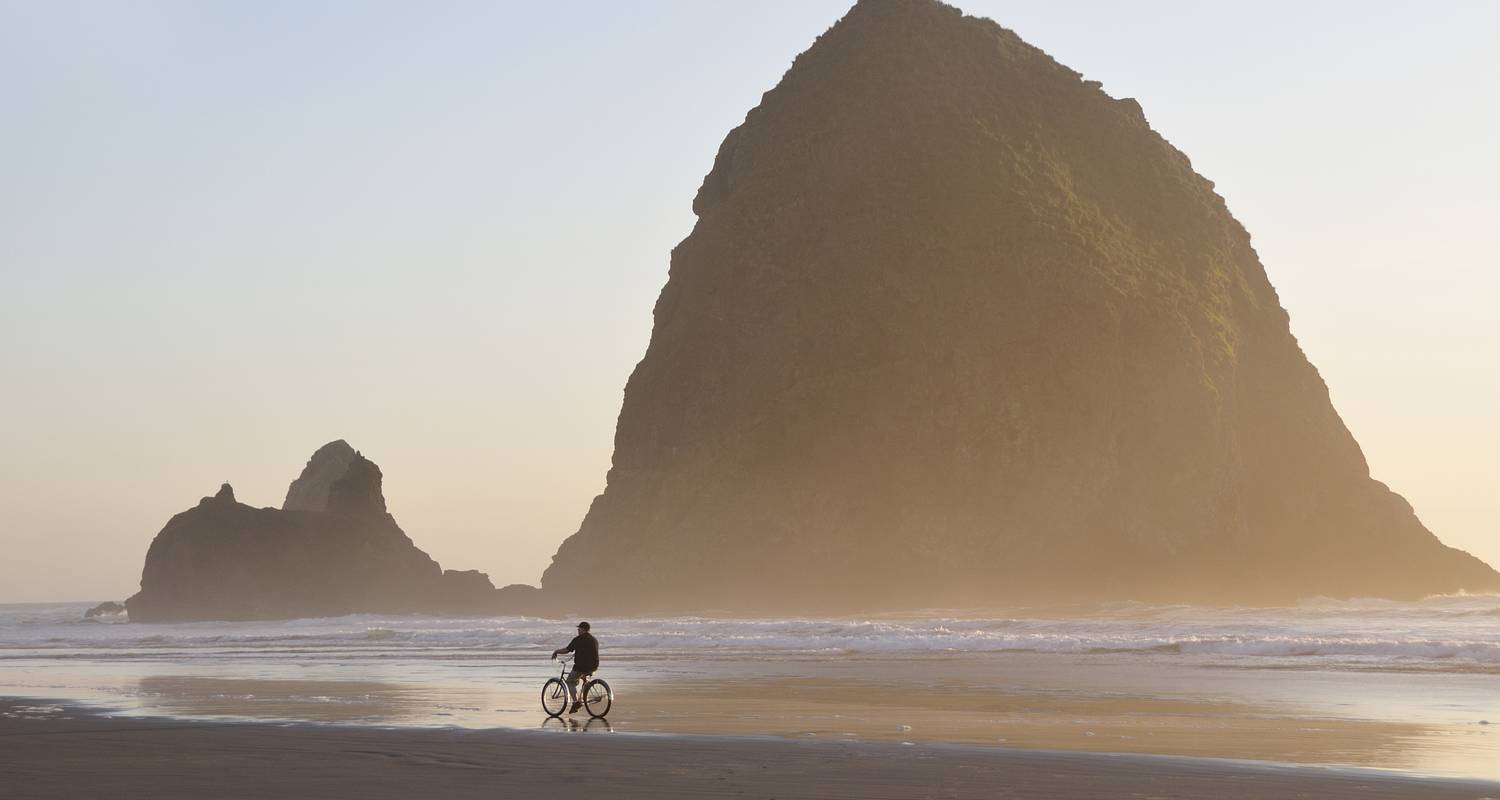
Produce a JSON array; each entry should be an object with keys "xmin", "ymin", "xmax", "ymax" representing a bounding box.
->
[
  {"xmin": 6, "ymin": 623, "xmax": 1500, "ymax": 664},
  {"xmin": 4, "ymin": 598, "xmax": 1500, "ymax": 667}
]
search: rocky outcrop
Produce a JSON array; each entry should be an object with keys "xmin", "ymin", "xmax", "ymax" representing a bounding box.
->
[
  {"xmin": 495, "ymin": 583, "xmax": 548, "ymax": 617},
  {"xmin": 541, "ymin": 0, "xmax": 1500, "ymax": 613},
  {"xmin": 283, "ymin": 440, "xmax": 359, "ymax": 512},
  {"xmin": 125, "ymin": 444, "xmax": 507, "ymax": 622},
  {"xmin": 84, "ymin": 601, "xmax": 126, "ymax": 619}
]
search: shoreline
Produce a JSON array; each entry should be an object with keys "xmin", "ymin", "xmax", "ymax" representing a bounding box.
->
[{"xmin": 5, "ymin": 698, "xmax": 1500, "ymax": 799}]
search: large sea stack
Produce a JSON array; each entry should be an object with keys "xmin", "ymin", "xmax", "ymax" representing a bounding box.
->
[
  {"xmin": 125, "ymin": 441, "xmax": 500, "ymax": 622},
  {"xmin": 542, "ymin": 0, "xmax": 1499, "ymax": 612}
]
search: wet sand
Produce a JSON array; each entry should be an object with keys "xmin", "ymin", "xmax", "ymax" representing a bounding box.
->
[
  {"xmin": 4, "ymin": 698, "xmax": 1500, "ymax": 800},
  {"xmin": 65, "ymin": 662, "xmax": 1500, "ymax": 778},
  {"xmin": 622, "ymin": 676, "xmax": 1446, "ymax": 766}
]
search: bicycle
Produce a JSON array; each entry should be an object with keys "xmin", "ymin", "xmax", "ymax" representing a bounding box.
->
[{"xmin": 541, "ymin": 656, "xmax": 612, "ymax": 719}]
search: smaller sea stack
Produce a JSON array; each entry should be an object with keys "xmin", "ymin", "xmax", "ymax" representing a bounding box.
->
[{"xmin": 125, "ymin": 442, "xmax": 504, "ymax": 622}]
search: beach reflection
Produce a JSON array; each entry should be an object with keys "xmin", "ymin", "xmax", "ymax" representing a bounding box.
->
[
  {"xmin": 136, "ymin": 676, "xmax": 429, "ymax": 723},
  {"xmin": 614, "ymin": 675, "xmax": 1443, "ymax": 767},
  {"xmin": 100, "ymin": 662, "xmax": 1500, "ymax": 780},
  {"xmin": 541, "ymin": 715, "xmax": 614, "ymax": 733},
  {"xmin": 0, "ymin": 647, "xmax": 1485, "ymax": 780}
]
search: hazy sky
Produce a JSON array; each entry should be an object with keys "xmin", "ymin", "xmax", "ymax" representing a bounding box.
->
[{"xmin": 2, "ymin": 1, "xmax": 1496, "ymax": 603}]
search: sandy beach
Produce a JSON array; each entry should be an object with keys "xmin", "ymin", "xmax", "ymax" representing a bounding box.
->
[
  {"xmin": 4, "ymin": 698, "xmax": 1499, "ymax": 800},
  {"xmin": 7, "ymin": 603, "xmax": 1500, "ymax": 784}
]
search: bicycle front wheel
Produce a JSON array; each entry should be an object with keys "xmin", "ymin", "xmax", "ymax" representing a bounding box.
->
[
  {"xmin": 541, "ymin": 677, "xmax": 569, "ymax": 717},
  {"xmin": 583, "ymin": 678, "xmax": 612, "ymax": 718}
]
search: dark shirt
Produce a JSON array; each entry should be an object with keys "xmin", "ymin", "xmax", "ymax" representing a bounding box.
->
[{"xmin": 562, "ymin": 632, "xmax": 599, "ymax": 673}]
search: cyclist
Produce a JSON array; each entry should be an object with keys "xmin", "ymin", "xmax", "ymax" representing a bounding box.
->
[{"xmin": 550, "ymin": 621, "xmax": 599, "ymax": 714}]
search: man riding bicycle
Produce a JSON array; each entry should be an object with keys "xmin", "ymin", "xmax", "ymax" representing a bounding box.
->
[{"xmin": 550, "ymin": 621, "xmax": 599, "ymax": 714}]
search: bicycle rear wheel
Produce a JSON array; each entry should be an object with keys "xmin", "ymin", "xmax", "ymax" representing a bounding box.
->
[
  {"xmin": 583, "ymin": 678, "xmax": 612, "ymax": 718},
  {"xmin": 541, "ymin": 677, "xmax": 569, "ymax": 717}
]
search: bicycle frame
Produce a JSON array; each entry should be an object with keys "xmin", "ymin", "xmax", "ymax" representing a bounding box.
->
[{"xmin": 554, "ymin": 658, "xmax": 593, "ymax": 701}]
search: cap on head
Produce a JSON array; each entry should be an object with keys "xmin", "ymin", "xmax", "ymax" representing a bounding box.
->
[{"xmin": 577, "ymin": 621, "xmax": 590, "ymax": 631}]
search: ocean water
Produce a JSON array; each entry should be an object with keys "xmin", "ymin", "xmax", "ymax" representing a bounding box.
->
[
  {"xmin": 4, "ymin": 595, "xmax": 1500, "ymax": 777},
  {"xmin": 6, "ymin": 594, "xmax": 1500, "ymax": 667}
]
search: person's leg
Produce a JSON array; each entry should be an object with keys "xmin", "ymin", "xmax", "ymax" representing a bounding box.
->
[{"xmin": 566, "ymin": 668, "xmax": 583, "ymax": 710}]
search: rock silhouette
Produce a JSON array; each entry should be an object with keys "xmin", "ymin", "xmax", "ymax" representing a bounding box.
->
[
  {"xmin": 283, "ymin": 439, "xmax": 360, "ymax": 512},
  {"xmin": 125, "ymin": 444, "xmax": 502, "ymax": 622},
  {"xmin": 83, "ymin": 601, "xmax": 125, "ymax": 619},
  {"xmin": 541, "ymin": 0, "xmax": 1500, "ymax": 612}
]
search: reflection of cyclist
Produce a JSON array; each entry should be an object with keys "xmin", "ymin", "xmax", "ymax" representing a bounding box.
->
[{"xmin": 550, "ymin": 621, "xmax": 599, "ymax": 714}]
